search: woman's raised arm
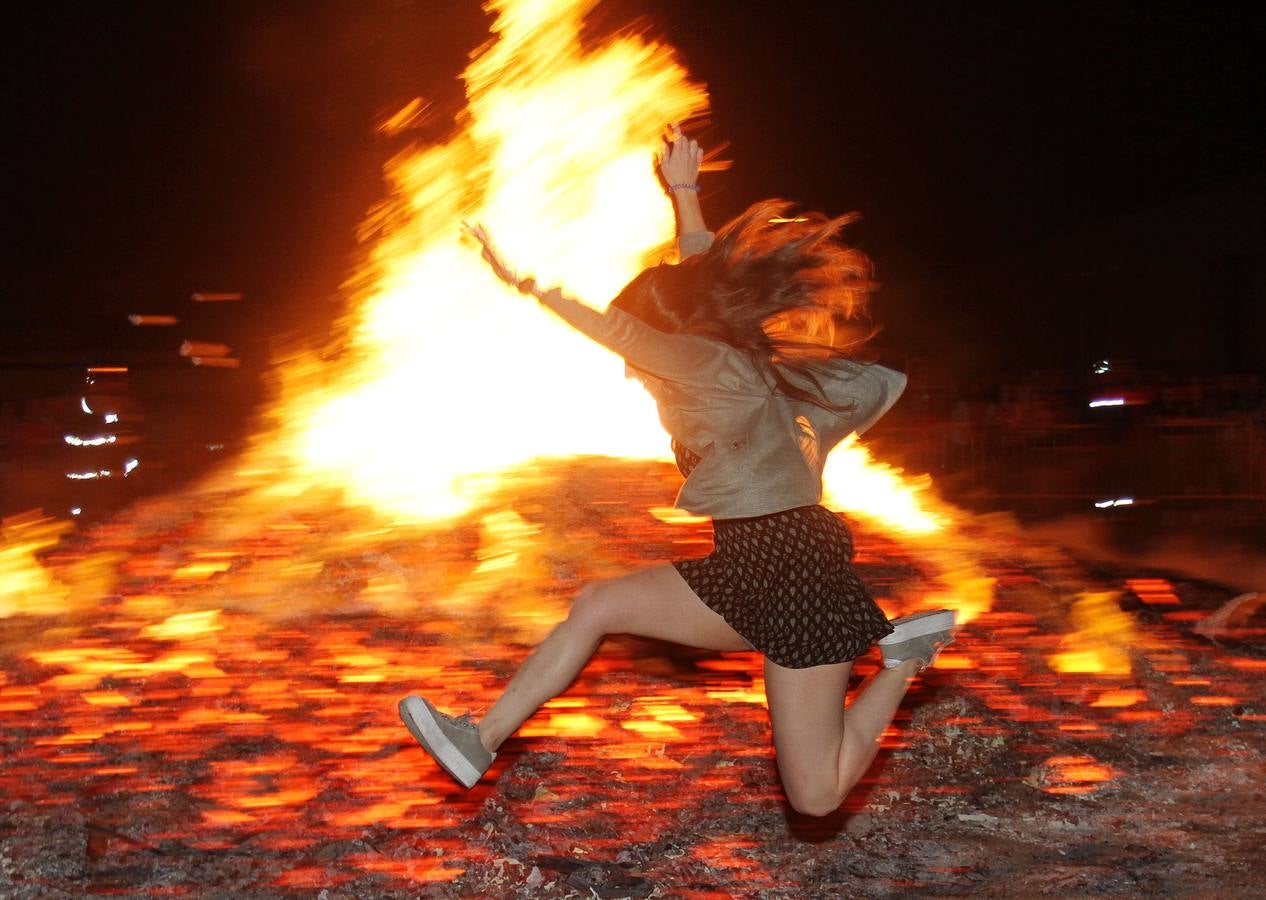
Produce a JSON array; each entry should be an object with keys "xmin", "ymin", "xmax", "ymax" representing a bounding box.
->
[
  {"xmin": 659, "ymin": 125, "xmax": 711, "ymax": 259},
  {"xmin": 464, "ymin": 222, "xmax": 724, "ymax": 380}
]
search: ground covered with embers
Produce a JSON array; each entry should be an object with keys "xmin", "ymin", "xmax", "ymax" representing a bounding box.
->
[{"xmin": 2, "ymin": 459, "xmax": 1263, "ymax": 897}]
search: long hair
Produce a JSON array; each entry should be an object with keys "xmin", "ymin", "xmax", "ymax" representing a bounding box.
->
[{"xmin": 610, "ymin": 200, "xmax": 878, "ymax": 409}]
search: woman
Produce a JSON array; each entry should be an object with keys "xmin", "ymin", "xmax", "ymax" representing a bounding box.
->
[{"xmin": 400, "ymin": 129, "xmax": 956, "ymax": 817}]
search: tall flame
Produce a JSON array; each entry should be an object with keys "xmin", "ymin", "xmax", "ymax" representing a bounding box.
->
[
  {"xmin": 0, "ymin": 0, "xmax": 971, "ymax": 627},
  {"xmin": 222, "ymin": 0, "xmax": 973, "ymax": 631},
  {"xmin": 3, "ymin": 0, "xmax": 962, "ymax": 621},
  {"xmin": 247, "ymin": 0, "xmax": 952, "ymax": 542},
  {"xmin": 257, "ymin": 0, "xmax": 707, "ymax": 520}
]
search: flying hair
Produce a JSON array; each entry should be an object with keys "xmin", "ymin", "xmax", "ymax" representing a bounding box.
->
[{"xmin": 611, "ymin": 200, "xmax": 879, "ymax": 410}]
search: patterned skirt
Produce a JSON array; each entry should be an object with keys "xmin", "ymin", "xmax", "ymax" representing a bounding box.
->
[{"xmin": 673, "ymin": 504, "xmax": 894, "ymax": 669}]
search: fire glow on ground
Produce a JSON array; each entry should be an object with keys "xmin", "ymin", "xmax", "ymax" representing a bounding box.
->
[
  {"xmin": 2, "ymin": 0, "xmax": 1263, "ymax": 895},
  {"xmin": 1, "ymin": 458, "xmax": 1263, "ymax": 896}
]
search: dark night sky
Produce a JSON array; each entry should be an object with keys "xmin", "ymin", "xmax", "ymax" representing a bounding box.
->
[{"xmin": 4, "ymin": 1, "xmax": 1264, "ymax": 380}]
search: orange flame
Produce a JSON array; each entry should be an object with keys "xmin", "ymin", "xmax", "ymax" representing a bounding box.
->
[
  {"xmin": 822, "ymin": 435, "xmax": 944, "ymax": 535},
  {"xmin": 242, "ymin": 0, "xmax": 953, "ymax": 547},
  {"xmin": 0, "ymin": 512, "xmax": 73, "ymax": 617},
  {"xmin": 1, "ymin": 0, "xmax": 969, "ymax": 627},
  {"xmin": 255, "ymin": 0, "xmax": 707, "ymax": 521}
]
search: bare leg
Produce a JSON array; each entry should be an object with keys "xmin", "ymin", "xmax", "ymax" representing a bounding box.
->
[
  {"xmin": 763, "ymin": 655, "xmax": 919, "ymax": 817},
  {"xmin": 477, "ymin": 564, "xmax": 749, "ymax": 752}
]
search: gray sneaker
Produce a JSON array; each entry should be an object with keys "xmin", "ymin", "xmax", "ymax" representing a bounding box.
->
[
  {"xmin": 398, "ymin": 695, "xmax": 495, "ymax": 788},
  {"xmin": 878, "ymin": 609, "xmax": 957, "ymax": 670}
]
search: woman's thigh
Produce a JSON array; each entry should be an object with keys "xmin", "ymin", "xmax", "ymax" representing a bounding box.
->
[
  {"xmin": 763, "ymin": 656, "xmax": 850, "ymax": 811},
  {"xmin": 576, "ymin": 564, "xmax": 751, "ymax": 653}
]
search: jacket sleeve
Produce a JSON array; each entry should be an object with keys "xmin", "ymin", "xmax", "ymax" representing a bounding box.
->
[
  {"xmin": 535, "ymin": 287, "xmax": 725, "ymax": 380},
  {"xmin": 801, "ymin": 361, "xmax": 908, "ymax": 451},
  {"xmin": 678, "ymin": 230, "xmax": 714, "ymax": 260}
]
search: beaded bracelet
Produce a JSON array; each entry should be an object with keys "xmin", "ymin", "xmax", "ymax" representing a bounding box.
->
[{"xmin": 669, "ymin": 183, "xmax": 701, "ymax": 193}]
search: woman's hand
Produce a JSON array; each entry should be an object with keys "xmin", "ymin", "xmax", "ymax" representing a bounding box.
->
[
  {"xmin": 464, "ymin": 222, "xmax": 538, "ymax": 295},
  {"xmin": 658, "ymin": 124, "xmax": 707, "ymax": 237},
  {"xmin": 658, "ymin": 124, "xmax": 702, "ymax": 190}
]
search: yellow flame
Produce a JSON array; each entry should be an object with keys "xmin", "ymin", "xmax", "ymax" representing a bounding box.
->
[
  {"xmin": 0, "ymin": 513, "xmax": 73, "ymax": 617},
  {"xmin": 1049, "ymin": 591, "xmax": 1138, "ymax": 675},
  {"xmin": 258, "ymin": 0, "xmax": 707, "ymax": 521},
  {"xmin": 140, "ymin": 609, "xmax": 224, "ymax": 641},
  {"xmin": 822, "ymin": 435, "xmax": 944, "ymax": 535},
  {"xmin": 251, "ymin": 0, "xmax": 951, "ymax": 545},
  {"xmin": 0, "ymin": 0, "xmax": 970, "ymax": 628}
]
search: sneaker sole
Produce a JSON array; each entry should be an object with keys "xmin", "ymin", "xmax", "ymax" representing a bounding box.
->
[
  {"xmin": 878, "ymin": 609, "xmax": 957, "ymax": 644},
  {"xmin": 882, "ymin": 631, "xmax": 955, "ymax": 669},
  {"xmin": 398, "ymin": 696, "xmax": 485, "ymax": 789}
]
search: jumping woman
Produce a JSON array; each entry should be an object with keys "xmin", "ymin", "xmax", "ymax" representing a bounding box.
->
[{"xmin": 400, "ymin": 128, "xmax": 956, "ymax": 817}]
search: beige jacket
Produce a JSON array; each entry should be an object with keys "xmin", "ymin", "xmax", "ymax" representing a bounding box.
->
[{"xmin": 536, "ymin": 231, "xmax": 906, "ymax": 518}]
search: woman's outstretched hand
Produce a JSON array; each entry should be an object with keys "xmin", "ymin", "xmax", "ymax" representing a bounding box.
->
[
  {"xmin": 464, "ymin": 222, "xmax": 538, "ymax": 295},
  {"xmin": 658, "ymin": 124, "xmax": 702, "ymax": 189}
]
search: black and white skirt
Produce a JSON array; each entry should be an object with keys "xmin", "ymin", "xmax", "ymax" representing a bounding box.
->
[{"xmin": 674, "ymin": 504, "xmax": 894, "ymax": 669}]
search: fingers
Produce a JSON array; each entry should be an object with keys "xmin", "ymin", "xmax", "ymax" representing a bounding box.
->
[
  {"xmin": 662, "ymin": 125, "xmax": 701, "ymax": 159},
  {"xmin": 462, "ymin": 221, "xmax": 490, "ymax": 247},
  {"xmin": 658, "ymin": 124, "xmax": 703, "ymax": 189},
  {"xmin": 462, "ymin": 222, "xmax": 484, "ymax": 250},
  {"xmin": 462, "ymin": 221, "xmax": 519, "ymax": 286}
]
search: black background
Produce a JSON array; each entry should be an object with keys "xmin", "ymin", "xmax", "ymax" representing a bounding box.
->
[{"xmin": 5, "ymin": 1, "xmax": 1264, "ymax": 380}]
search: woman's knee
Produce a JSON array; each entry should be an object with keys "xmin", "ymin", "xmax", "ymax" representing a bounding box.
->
[
  {"xmin": 784, "ymin": 781, "xmax": 845, "ymax": 818},
  {"xmin": 565, "ymin": 580, "xmax": 617, "ymax": 635}
]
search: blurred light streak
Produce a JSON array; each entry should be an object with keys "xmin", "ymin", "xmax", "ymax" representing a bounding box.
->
[
  {"xmin": 378, "ymin": 97, "xmax": 432, "ymax": 136},
  {"xmin": 64, "ymin": 434, "xmax": 117, "ymax": 447},
  {"xmin": 180, "ymin": 340, "xmax": 232, "ymax": 358},
  {"xmin": 128, "ymin": 314, "xmax": 179, "ymax": 326},
  {"xmin": 191, "ymin": 292, "xmax": 243, "ymax": 302}
]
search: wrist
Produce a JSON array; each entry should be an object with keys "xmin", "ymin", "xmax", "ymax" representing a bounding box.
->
[
  {"xmin": 669, "ymin": 182, "xmax": 700, "ymax": 194},
  {"xmin": 518, "ymin": 277, "xmax": 554, "ymax": 301}
]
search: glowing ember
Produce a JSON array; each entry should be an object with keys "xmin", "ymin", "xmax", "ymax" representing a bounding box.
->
[
  {"xmin": 139, "ymin": 609, "xmax": 225, "ymax": 641},
  {"xmin": 1090, "ymin": 688, "xmax": 1148, "ymax": 708},
  {"xmin": 1, "ymin": 471, "xmax": 1261, "ymax": 893},
  {"xmin": 1025, "ymin": 754, "xmax": 1120, "ymax": 795}
]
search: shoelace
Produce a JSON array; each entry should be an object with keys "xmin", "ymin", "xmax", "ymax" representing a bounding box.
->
[{"xmin": 441, "ymin": 710, "xmax": 478, "ymax": 732}]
